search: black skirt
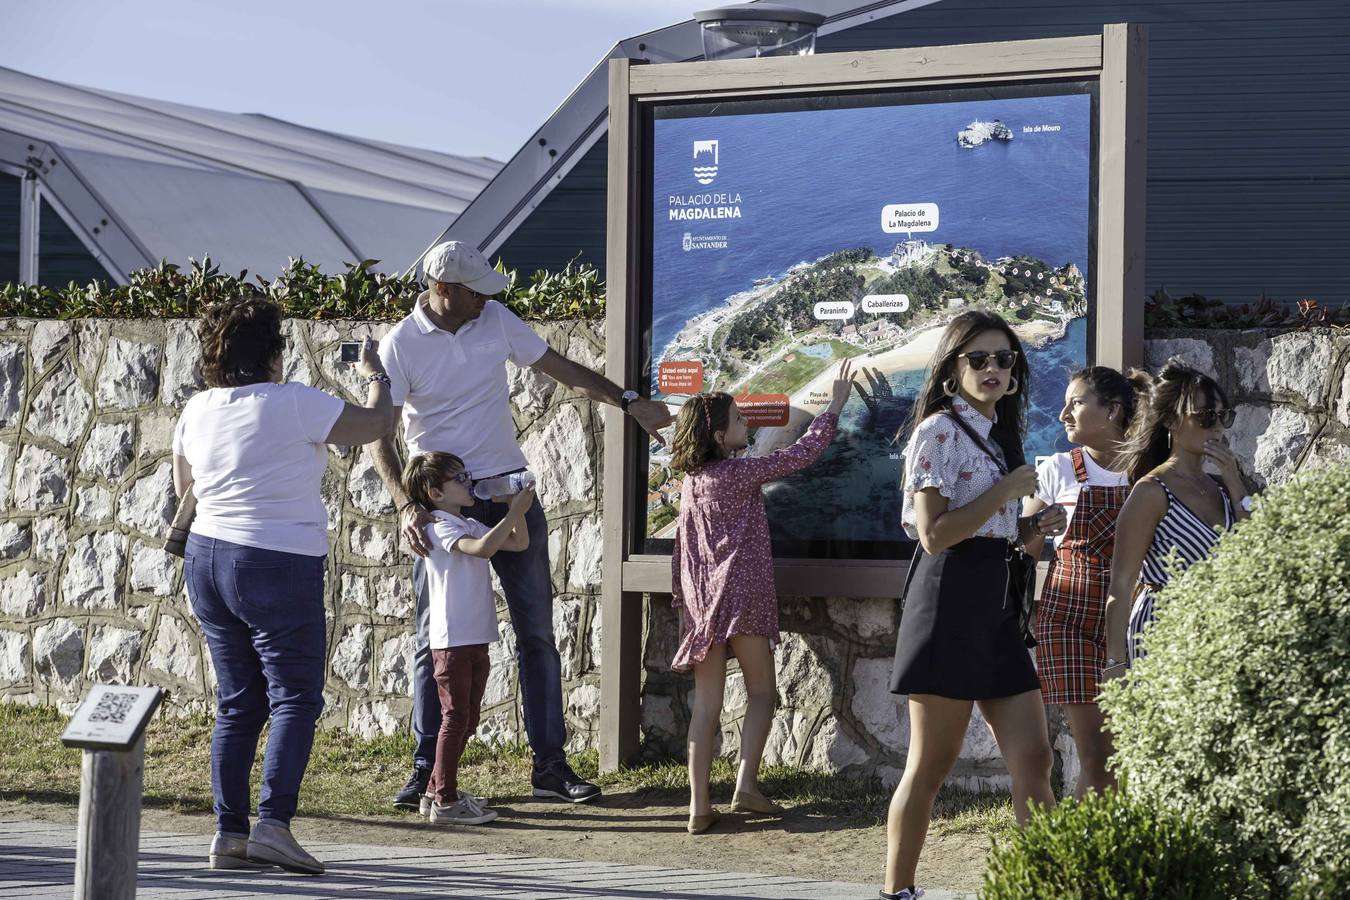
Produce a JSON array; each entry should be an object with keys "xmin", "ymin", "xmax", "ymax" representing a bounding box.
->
[{"xmin": 889, "ymin": 536, "xmax": 1040, "ymax": 700}]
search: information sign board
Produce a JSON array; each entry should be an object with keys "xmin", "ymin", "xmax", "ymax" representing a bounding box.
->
[{"xmin": 61, "ymin": 684, "xmax": 164, "ymax": 752}]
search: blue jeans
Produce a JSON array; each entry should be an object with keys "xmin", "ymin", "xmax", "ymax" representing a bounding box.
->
[
  {"xmin": 185, "ymin": 535, "xmax": 327, "ymax": 834},
  {"xmin": 412, "ymin": 497, "xmax": 565, "ymax": 771}
]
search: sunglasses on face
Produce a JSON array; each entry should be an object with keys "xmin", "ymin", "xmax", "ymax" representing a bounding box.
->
[
  {"xmin": 1190, "ymin": 408, "xmax": 1236, "ymax": 429},
  {"xmin": 447, "ymin": 470, "xmax": 473, "ymax": 485},
  {"xmin": 958, "ymin": 349, "xmax": 1019, "ymax": 371}
]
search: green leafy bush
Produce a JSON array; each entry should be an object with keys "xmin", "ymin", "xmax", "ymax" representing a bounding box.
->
[
  {"xmin": 0, "ymin": 254, "xmax": 605, "ymax": 322},
  {"xmin": 1145, "ymin": 288, "xmax": 1349, "ymax": 329},
  {"xmin": 982, "ymin": 788, "xmax": 1254, "ymax": 899},
  {"xmin": 1101, "ymin": 462, "xmax": 1350, "ymax": 894}
]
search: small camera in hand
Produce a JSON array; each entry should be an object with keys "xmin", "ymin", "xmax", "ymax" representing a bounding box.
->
[{"xmin": 339, "ymin": 342, "xmax": 362, "ymax": 364}]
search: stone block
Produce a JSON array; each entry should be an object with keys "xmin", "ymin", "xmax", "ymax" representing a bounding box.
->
[
  {"xmin": 520, "ymin": 403, "xmax": 594, "ymax": 508},
  {"xmin": 31, "ymin": 516, "xmax": 67, "ymax": 563},
  {"xmin": 553, "ymin": 599, "xmax": 582, "ymax": 681},
  {"xmin": 640, "ymin": 692, "xmax": 679, "ymax": 742},
  {"xmin": 281, "ymin": 320, "xmax": 315, "ymax": 387},
  {"xmin": 96, "ymin": 337, "xmax": 161, "ymax": 409},
  {"xmin": 0, "ymin": 342, "xmax": 24, "ymax": 428},
  {"xmin": 1267, "ymin": 332, "xmax": 1336, "ymax": 399},
  {"xmin": 33, "ymin": 618, "xmax": 83, "ymax": 688},
  {"xmin": 61, "ymin": 532, "xmax": 127, "ymax": 609},
  {"xmin": 116, "ymin": 461, "xmax": 176, "ymax": 535},
  {"xmin": 135, "ymin": 412, "xmax": 176, "ymax": 460},
  {"xmin": 828, "ymin": 596, "xmax": 895, "ymax": 641},
  {"xmin": 378, "ymin": 632, "xmax": 416, "ymax": 695},
  {"xmin": 0, "ymin": 441, "xmax": 12, "ymax": 508},
  {"xmin": 0, "ymin": 629, "xmax": 29, "ymax": 685},
  {"xmin": 12, "ymin": 445, "xmax": 70, "ymax": 510},
  {"xmin": 78, "ymin": 422, "xmax": 134, "ymax": 482},
  {"xmin": 851, "ymin": 656, "xmax": 907, "ymax": 748},
  {"xmin": 332, "ymin": 623, "xmax": 372, "ymax": 688},
  {"xmin": 146, "ymin": 614, "xmax": 199, "ymax": 682},
  {"xmin": 482, "ymin": 622, "xmax": 518, "ymax": 707},
  {"xmin": 74, "ymin": 485, "xmax": 114, "ymax": 523},
  {"xmin": 1230, "ymin": 404, "xmax": 1313, "ymax": 487},
  {"xmin": 1055, "ymin": 729, "xmax": 1080, "ymax": 798},
  {"xmin": 347, "ymin": 448, "xmax": 394, "ymax": 516},
  {"xmin": 805, "ymin": 717, "xmax": 869, "ymax": 771},
  {"xmin": 348, "ymin": 522, "xmax": 398, "ymax": 564},
  {"xmin": 566, "ymin": 515, "xmax": 603, "ymax": 590},
  {"xmin": 130, "ymin": 540, "xmax": 178, "ymax": 596},
  {"xmin": 75, "ymin": 321, "xmax": 107, "ymax": 382},
  {"xmin": 160, "ymin": 322, "xmax": 204, "ymax": 405},
  {"xmin": 1339, "ymin": 363, "xmax": 1350, "ymax": 429},
  {"xmin": 26, "ymin": 361, "xmax": 91, "ymax": 447},
  {"xmin": 0, "ymin": 569, "xmax": 46, "ymax": 617},
  {"xmin": 507, "ymin": 360, "xmax": 557, "ymax": 420},
  {"xmin": 349, "ymin": 700, "xmax": 402, "ymax": 738},
  {"xmin": 86, "ymin": 625, "xmax": 144, "ymax": 683},
  {"xmin": 566, "ymin": 682, "xmax": 600, "ymax": 723},
  {"xmin": 566, "ymin": 327, "xmax": 605, "ymax": 375},
  {"xmin": 475, "ymin": 710, "xmax": 518, "ymax": 746},
  {"xmin": 1144, "ymin": 338, "xmax": 1216, "ymax": 380},
  {"xmin": 0, "ymin": 520, "xmax": 31, "ymax": 561},
  {"xmin": 30, "ymin": 321, "xmax": 71, "ymax": 375}
]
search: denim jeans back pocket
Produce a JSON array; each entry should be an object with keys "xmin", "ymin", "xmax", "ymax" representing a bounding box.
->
[{"xmin": 230, "ymin": 558, "xmax": 294, "ymax": 620}]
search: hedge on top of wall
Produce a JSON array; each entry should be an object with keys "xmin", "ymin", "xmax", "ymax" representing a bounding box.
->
[{"xmin": 0, "ymin": 255, "xmax": 606, "ymax": 322}]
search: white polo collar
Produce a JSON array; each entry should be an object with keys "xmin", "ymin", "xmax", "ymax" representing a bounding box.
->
[
  {"xmin": 950, "ymin": 397, "xmax": 996, "ymax": 438},
  {"xmin": 413, "ymin": 291, "xmax": 479, "ymax": 337}
]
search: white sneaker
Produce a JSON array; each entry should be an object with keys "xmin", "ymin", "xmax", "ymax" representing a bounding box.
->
[
  {"xmin": 879, "ymin": 889, "xmax": 924, "ymax": 900},
  {"xmin": 420, "ymin": 789, "xmax": 485, "ymax": 816},
  {"xmin": 427, "ymin": 796, "xmax": 497, "ymax": 826},
  {"xmin": 246, "ymin": 819, "xmax": 324, "ymax": 875}
]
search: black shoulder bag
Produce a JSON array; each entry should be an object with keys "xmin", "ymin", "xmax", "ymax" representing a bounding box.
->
[{"xmin": 942, "ymin": 410, "xmax": 1038, "ymax": 648}]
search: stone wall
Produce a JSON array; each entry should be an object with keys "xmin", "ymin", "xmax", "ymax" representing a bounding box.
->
[
  {"xmin": 0, "ymin": 317, "xmax": 607, "ymax": 753},
  {"xmin": 2, "ymin": 320, "xmax": 1346, "ymax": 795}
]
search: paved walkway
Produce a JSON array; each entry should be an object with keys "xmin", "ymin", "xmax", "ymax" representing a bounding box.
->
[{"xmin": 0, "ymin": 820, "xmax": 969, "ymax": 899}]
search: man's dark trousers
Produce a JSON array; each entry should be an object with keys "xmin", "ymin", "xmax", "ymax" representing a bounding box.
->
[{"xmin": 410, "ymin": 497, "xmax": 566, "ymax": 770}]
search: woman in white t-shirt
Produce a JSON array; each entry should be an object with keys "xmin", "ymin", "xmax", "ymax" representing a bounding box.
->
[
  {"xmin": 1022, "ymin": 366, "xmax": 1149, "ymax": 797},
  {"xmin": 172, "ymin": 295, "xmax": 394, "ymax": 874}
]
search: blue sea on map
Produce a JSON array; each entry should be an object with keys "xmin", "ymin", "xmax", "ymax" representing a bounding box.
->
[{"xmin": 648, "ymin": 91, "xmax": 1093, "ymax": 552}]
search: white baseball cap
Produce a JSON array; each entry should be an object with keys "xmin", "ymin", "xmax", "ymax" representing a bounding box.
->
[{"xmin": 421, "ymin": 241, "xmax": 509, "ymax": 295}]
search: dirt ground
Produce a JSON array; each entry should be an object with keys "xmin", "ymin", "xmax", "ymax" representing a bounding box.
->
[{"xmin": 1, "ymin": 791, "xmax": 991, "ymax": 894}]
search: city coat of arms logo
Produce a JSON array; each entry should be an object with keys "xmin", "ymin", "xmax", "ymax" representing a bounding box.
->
[{"xmin": 693, "ymin": 140, "xmax": 719, "ymax": 185}]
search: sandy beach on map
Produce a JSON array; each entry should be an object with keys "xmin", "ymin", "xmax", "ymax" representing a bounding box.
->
[{"xmin": 749, "ymin": 318, "xmax": 1066, "ymax": 455}]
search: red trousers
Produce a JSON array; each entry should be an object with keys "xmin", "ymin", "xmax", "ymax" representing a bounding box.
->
[{"xmin": 427, "ymin": 644, "xmax": 490, "ymax": 804}]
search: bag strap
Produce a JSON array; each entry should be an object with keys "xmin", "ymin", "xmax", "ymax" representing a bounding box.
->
[{"xmin": 942, "ymin": 408, "xmax": 1008, "ymax": 476}]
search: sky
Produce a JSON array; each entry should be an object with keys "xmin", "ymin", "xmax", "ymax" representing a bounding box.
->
[{"xmin": 1, "ymin": 0, "xmax": 701, "ymax": 162}]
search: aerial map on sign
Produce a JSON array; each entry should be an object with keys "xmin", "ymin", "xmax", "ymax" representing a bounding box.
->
[{"xmin": 644, "ymin": 88, "xmax": 1094, "ymax": 557}]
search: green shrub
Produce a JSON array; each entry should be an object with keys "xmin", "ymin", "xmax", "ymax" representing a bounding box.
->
[
  {"xmin": 0, "ymin": 254, "xmax": 605, "ymax": 322},
  {"xmin": 1101, "ymin": 462, "xmax": 1350, "ymax": 894},
  {"xmin": 982, "ymin": 788, "xmax": 1254, "ymax": 899}
]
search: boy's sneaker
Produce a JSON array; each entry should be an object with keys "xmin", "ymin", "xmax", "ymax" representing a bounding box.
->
[
  {"xmin": 427, "ymin": 797, "xmax": 497, "ymax": 826},
  {"xmin": 393, "ymin": 767, "xmax": 430, "ymax": 811},
  {"xmin": 420, "ymin": 789, "xmax": 484, "ymax": 816},
  {"xmin": 531, "ymin": 762, "xmax": 601, "ymax": 803},
  {"xmin": 879, "ymin": 888, "xmax": 924, "ymax": 900}
]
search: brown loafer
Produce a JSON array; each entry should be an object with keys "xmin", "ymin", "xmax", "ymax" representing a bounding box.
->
[
  {"xmin": 731, "ymin": 790, "xmax": 786, "ymax": 816},
  {"xmin": 687, "ymin": 810, "xmax": 721, "ymax": 834}
]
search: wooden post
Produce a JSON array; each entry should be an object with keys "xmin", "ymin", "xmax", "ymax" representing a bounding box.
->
[{"xmin": 74, "ymin": 735, "xmax": 145, "ymax": 900}]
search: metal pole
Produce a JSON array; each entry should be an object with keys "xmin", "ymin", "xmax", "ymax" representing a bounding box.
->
[
  {"xmin": 73, "ymin": 735, "xmax": 145, "ymax": 900},
  {"xmin": 18, "ymin": 172, "xmax": 39, "ymax": 285}
]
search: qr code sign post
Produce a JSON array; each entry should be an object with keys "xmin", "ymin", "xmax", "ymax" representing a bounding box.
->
[{"xmin": 61, "ymin": 684, "xmax": 164, "ymax": 751}]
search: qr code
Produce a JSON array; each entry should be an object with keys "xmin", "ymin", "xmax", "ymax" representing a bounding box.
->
[{"xmin": 89, "ymin": 691, "xmax": 138, "ymax": 725}]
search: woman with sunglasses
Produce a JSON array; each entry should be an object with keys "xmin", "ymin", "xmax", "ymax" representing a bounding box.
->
[
  {"xmin": 882, "ymin": 311, "xmax": 1061, "ymax": 900},
  {"xmin": 1104, "ymin": 359, "xmax": 1250, "ymax": 677},
  {"xmin": 1020, "ymin": 366, "xmax": 1150, "ymax": 797}
]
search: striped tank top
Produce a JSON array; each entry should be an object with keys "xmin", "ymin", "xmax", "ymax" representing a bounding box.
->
[{"xmin": 1128, "ymin": 476, "xmax": 1234, "ymax": 661}]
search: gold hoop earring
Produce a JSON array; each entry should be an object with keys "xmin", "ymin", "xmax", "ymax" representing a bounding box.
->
[
  {"xmin": 1006, "ymin": 376, "xmax": 1019, "ymax": 395},
  {"xmin": 942, "ymin": 377, "xmax": 959, "ymax": 397}
]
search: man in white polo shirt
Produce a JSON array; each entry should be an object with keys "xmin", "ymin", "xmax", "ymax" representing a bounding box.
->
[{"xmin": 372, "ymin": 241, "xmax": 671, "ymax": 808}]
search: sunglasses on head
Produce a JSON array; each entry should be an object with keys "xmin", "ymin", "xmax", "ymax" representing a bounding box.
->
[
  {"xmin": 1190, "ymin": 407, "xmax": 1236, "ymax": 429},
  {"xmin": 958, "ymin": 349, "xmax": 1019, "ymax": 371}
]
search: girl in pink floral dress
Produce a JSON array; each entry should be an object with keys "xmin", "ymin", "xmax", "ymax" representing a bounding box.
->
[{"xmin": 670, "ymin": 361, "xmax": 855, "ymax": 834}]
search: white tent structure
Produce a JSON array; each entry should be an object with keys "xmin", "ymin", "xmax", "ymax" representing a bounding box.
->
[{"xmin": 0, "ymin": 65, "xmax": 501, "ymax": 287}]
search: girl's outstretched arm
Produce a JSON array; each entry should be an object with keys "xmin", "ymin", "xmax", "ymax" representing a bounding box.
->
[{"xmin": 733, "ymin": 360, "xmax": 856, "ymax": 485}]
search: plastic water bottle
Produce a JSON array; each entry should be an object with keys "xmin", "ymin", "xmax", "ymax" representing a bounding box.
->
[{"xmin": 472, "ymin": 470, "xmax": 537, "ymax": 501}]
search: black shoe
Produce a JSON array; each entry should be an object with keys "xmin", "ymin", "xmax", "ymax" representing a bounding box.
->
[
  {"xmin": 393, "ymin": 767, "xmax": 430, "ymax": 810},
  {"xmin": 531, "ymin": 762, "xmax": 601, "ymax": 804}
]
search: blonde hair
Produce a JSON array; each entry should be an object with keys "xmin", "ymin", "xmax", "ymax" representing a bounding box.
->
[
  {"xmin": 401, "ymin": 452, "xmax": 465, "ymax": 509},
  {"xmin": 669, "ymin": 392, "xmax": 735, "ymax": 473}
]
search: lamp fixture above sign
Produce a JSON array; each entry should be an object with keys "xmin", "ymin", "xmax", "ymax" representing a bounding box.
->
[{"xmin": 693, "ymin": 3, "xmax": 825, "ymax": 60}]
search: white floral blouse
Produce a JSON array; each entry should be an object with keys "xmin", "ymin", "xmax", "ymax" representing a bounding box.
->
[{"xmin": 901, "ymin": 398, "xmax": 1019, "ymax": 542}]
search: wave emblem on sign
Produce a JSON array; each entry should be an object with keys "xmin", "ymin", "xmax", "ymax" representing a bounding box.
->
[{"xmin": 693, "ymin": 140, "xmax": 719, "ymax": 185}]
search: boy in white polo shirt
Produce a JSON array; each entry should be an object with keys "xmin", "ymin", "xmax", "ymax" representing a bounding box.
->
[{"xmin": 401, "ymin": 451, "xmax": 533, "ymax": 826}]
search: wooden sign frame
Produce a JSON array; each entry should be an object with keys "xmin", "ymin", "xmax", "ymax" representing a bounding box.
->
[{"xmin": 600, "ymin": 25, "xmax": 1147, "ymax": 769}]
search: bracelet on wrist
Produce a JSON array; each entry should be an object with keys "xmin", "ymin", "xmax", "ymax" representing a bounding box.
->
[{"xmin": 365, "ymin": 372, "xmax": 391, "ymax": 387}]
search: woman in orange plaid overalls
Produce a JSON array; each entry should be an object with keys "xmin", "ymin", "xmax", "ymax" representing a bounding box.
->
[{"xmin": 1023, "ymin": 366, "xmax": 1148, "ymax": 797}]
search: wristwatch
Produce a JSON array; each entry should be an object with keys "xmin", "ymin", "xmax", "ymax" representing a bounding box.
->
[{"xmin": 619, "ymin": 389, "xmax": 640, "ymax": 412}]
